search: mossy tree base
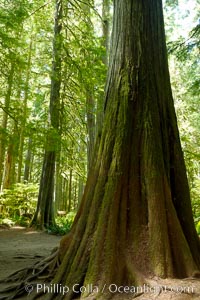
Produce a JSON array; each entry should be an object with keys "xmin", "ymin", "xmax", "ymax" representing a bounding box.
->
[{"xmin": 30, "ymin": 151, "xmax": 56, "ymax": 230}]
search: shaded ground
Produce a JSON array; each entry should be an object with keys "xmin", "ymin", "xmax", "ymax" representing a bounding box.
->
[
  {"xmin": 0, "ymin": 226, "xmax": 200, "ymax": 300},
  {"xmin": 0, "ymin": 226, "xmax": 61, "ymax": 281}
]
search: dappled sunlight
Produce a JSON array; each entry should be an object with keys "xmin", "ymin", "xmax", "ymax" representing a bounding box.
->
[
  {"xmin": 10, "ymin": 226, "xmax": 26, "ymax": 230},
  {"xmin": 24, "ymin": 231, "xmax": 41, "ymax": 235}
]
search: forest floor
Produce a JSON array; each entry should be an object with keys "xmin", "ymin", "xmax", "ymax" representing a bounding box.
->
[
  {"xmin": 0, "ymin": 226, "xmax": 200, "ymax": 300},
  {"xmin": 0, "ymin": 225, "xmax": 61, "ymax": 298},
  {"xmin": 0, "ymin": 226, "xmax": 62, "ymax": 281}
]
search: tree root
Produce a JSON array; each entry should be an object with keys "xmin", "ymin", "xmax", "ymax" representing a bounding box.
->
[
  {"xmin": 1, "ymin": 247, "xmax": 200, "ymax": 300},
  {"xmin": 0, "ymin": 248, "xmax": 60, "ymax": 300}
]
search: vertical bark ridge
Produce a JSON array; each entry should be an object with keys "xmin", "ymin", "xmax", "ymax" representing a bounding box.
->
[{"xmin": 42, "ymin": 0, "xmax": 200, "ymax": 299}]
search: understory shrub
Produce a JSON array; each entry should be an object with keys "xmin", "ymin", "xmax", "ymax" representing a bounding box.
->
[
  {"xmin": 0, "ymin": 183, "xmax": 38, "ymax": 226},
  {"xmin": 47, "ymin": 211, "xmax": 76, "ymax": 235}
]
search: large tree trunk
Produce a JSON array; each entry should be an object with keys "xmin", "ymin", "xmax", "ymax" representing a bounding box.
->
[
  {"xmin": 43, "ymin": 1, "xmax": 200, "ymax": 299},
  {"xmin": 30, "ymin": 0, "xmax": 62, "ymax": 229},
  {"xmin": 5, "ymin": 0, "xmax": 199, "ymax": 299},
  {"xmin": 31, "ymin": 150, "xmax": 55, "ymax": 228}
]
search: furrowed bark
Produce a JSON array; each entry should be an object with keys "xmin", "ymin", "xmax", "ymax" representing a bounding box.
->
[{"xmin": 51, "ymin": 2, "xmax": 200, "ymax": 299}]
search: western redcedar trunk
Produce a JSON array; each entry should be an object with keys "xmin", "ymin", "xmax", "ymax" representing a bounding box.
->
[
  {"xmin": 31, "ymin": 0, "xmax": 62, "ymax": 229},
  {"xmin": 42, "ymin": 0, "xmax": 200, "ymax": 299}
]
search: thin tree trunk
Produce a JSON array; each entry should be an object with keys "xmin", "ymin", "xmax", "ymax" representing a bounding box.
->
[
  {"xmin": 24, "ymin": 138, "xmax": 33, "ymax": 182},
  {"xmin": 73, "ymin": 177, "xmax": 77, "ymax": 209},
  {"xmin": 17, "ymin": 38, "xmax": 33, "ymax": 182},
  {"xmin": 0, "ymin": 64, "xmax": 15, "ymax": 190},
  {"xmin": 2, "ymin": 123, "xmax": 18, "ymax": 189},
  {"xmin": 64, "ymin": 178, "xmax": 68, "ymax": 211},
  {"xmin": 2, "ymin": 143, "xmax": 13, "ymax": 189},
  {"xmin": 68, "ymin": 169, "xmax": 73, "ymax": 212},
  {"xmin": 55, "ymin": 154, "xmax": 62, "ymax": 213}
]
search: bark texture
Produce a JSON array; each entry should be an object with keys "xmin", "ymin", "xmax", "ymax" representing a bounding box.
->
[
  {"xmin": 0, "ymin": 64, "xmax": 15, "ymax": 190},
  {"xmin": 41, "ymin": 0, "xmax": 200, "ymax": 299},
  {"xmin": 31, "ymin": 0, "xmax": 62, "ymax": 229}
]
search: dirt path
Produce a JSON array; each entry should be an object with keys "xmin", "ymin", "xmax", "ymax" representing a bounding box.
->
[
  {"xmin": 0, "ymin": 226, "xmax": 62, "ymax": 281},
  {"xmin": 0, "ymin": 227, "xmax": 200, "ymax": 300}
]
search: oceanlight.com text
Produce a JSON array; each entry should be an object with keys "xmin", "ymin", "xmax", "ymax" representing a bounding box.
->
[{"xmin": 24, "ymin": 283, "xmax": 195, "ymax": 295}]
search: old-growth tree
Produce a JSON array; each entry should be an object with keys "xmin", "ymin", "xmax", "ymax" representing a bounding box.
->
[
  {"xmin": 39, "ymin": 0, "xmax": 200, "ymax": 298},
  {"xmin": 31, "ymin": 0, "xmax": 62, "ymax": 229},
  {"xmin": 2, "ymin": 0, "xmax": 200, "ymax": 299}
]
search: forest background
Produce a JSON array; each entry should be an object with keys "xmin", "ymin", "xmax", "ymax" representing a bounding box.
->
[{"xmin": 0, "ymin": 0, "xmax": 199, "ymax": 233}]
